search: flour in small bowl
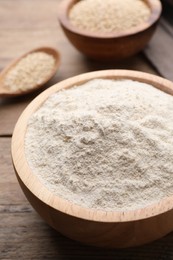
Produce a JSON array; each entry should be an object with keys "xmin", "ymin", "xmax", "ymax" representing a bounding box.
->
[{"xmin": 25, "ymin": 79, "xmax": 173, "ymax": 211}]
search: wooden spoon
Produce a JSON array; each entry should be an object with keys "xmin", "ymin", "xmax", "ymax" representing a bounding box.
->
[{"xmin": 0, "ymin": 47, "xmax": 60, "ymax": 98}]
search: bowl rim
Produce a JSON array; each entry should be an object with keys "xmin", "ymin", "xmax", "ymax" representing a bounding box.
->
[
  {"xmin": 11, "ymin": 69, "xmax": 173, "ymax": 223},
  {"xmin": 58, "ymin": 0, "xmax": 162, "ymax": 39}
]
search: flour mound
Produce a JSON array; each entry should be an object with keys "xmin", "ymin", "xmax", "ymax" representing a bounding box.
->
[{"xmin": 25, "ymin": 79, "xmax": 173, "ymax": 211}]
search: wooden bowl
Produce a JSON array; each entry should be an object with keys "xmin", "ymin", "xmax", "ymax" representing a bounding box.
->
[
  {"xmin": 12, "ymin": 70, "xmax": 173, "ymax": 248},
  {"xmin": 58, "ymin": 0, "xmax": 162, "ymax": 61}
]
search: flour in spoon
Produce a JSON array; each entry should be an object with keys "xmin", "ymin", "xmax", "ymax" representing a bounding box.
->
[{"xmin": 25, "ymin": 79, "xmax": 173, "ymax": 211}]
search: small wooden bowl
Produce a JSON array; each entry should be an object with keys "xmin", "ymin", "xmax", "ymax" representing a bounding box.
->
[
  {"xmin": 58, "ymin": 0, "xmax": 162, "ymax": 60},
  {"xmin": 12, "ymin": 70, "xmax": 173, "ymax": 248}
]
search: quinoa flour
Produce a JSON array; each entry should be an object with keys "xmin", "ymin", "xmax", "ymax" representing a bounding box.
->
[{"xmin": 25, "ymin": 79, "xmax": 173, "ymax": 211}]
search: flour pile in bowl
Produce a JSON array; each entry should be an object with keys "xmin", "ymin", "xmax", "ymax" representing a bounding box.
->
[{"xmin": 25, "ymin": 79, "xmax": 173, "ymax": 211}]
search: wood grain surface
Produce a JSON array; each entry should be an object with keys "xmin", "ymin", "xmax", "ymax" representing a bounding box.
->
[{"xmin": 0, "ymin": 0, "xmax": 172, "ymax": 258}]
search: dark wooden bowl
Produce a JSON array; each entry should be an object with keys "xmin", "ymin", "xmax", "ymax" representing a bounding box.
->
[
  {"xmin": 12, "ymin": 70, "xmax": 173, "ymax": 248},
  {"xmin": 58, "ymin": 0, "xmax": 162, "ymax": 61}
]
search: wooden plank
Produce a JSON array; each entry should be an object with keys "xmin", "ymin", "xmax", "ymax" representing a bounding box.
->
[
  {"xmin": 0, "ymin": 138, "xmax": 29, "ymax": 204},
  {"xmin": 2, "ymin": 213, "xmax": 173, "ymax": 260}
]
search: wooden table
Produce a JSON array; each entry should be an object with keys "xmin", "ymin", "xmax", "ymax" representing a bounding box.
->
[{"xmin": 1, "ymin": 0, "xmax": 173, "ymax": 259}]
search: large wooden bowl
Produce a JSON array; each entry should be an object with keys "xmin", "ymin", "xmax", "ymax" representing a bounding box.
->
[
  {"xmin": 58, "ymin": 0, "xmax": 162, "ymax": 60},
  {"xmin": 12, "ymin": 70, "xmax": 173, "ymax": 248}
]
